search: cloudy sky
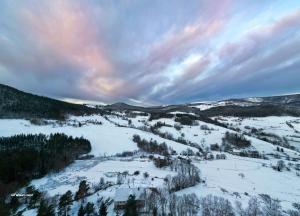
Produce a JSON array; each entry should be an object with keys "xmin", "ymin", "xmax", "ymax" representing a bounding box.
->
[{"xmin": 0, "ymin": 0, "xmax": 300, "ymax": 105}]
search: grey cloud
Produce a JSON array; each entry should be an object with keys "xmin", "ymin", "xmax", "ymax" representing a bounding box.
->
[{"xmin": 0, "ymin": 0, "xmax": 299, "ymax": 104}]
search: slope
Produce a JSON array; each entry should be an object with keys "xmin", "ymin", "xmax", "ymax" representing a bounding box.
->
[{"xmin": 0, "ymin": 84, "xmax": 98, "ymax": 119}]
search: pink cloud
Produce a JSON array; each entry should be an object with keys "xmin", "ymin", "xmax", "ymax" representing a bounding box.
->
[{"xmin": 20, "ymin": 0, "xmax": 120, "ymax": 98}]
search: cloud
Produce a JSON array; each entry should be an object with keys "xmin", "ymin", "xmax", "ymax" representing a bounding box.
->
[
  {"xmin": 0, "ymin": 0, "xmax": 299, "ymax": 104},
  {"xmin": 153, "ymin": 7, "xmax": 300, "ymax": 103}
]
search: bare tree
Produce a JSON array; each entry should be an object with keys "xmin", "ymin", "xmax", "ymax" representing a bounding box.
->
[
  {"xmin": 259, "ymin": 194, "xmax": 282, "ymax": 216},
  {"xmin": 201, "ymin": 195, "xmax": 235, "ymax": 216}
]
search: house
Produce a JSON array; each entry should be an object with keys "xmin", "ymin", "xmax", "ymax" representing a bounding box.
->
[{"xmin": 114, "ymin": 187, "xmax": 146, "ymax": 210}]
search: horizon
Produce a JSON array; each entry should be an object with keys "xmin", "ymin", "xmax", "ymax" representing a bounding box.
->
[
  {"xmin": 1, "ymin": 0, "xmax": 300, "ymax": 104},
  {"xmin": 2, "ymin": 82, "xmax": 300, "ymax": 107}
]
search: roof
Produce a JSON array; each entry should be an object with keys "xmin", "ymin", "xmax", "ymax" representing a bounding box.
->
[{"xmin": 114, "ymin": 188, "xmax": 145, "ymax": 202}]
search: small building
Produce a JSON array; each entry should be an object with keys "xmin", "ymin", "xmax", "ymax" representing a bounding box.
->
[{"xmin": 114, "ymin": 187, "xmax": 146, "ymax": 210}]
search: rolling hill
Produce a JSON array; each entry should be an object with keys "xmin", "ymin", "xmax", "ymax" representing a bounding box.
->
[{"xmin": 0, "ymin": 84, "xmax": 99, "ymax": 119}]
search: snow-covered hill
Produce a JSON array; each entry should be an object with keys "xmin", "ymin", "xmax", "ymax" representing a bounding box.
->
[
  {"xmin": 1, "ymin": 110, "xmax": 300, "ymax": 215},
  {"xmin": 1, "ymin": 86, "xmax": 300, "ymax": 215}
]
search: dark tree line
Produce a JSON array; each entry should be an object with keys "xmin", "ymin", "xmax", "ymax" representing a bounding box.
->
[
  {"xmin": 222, "ymin": 131, "xmax": 251, "ymax": 149},
  {"xmin": 175, "ymin": 115, "xmax": 195, "ymax": 126},
  {"xmin": 0, "ymin": 133, "xmax": 91, "ymax": 198}
]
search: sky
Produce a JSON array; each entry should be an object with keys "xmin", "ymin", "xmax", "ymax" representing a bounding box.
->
[{"xmin": 0, "ymin": 0, "xmax": 300, "ymax": 105}]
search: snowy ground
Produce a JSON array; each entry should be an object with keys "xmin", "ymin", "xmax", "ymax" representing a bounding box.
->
[
  {"xmin": 182, "ymin": 154, "xmax": 300, "ymax": 210},
  {"xmin": 1, "ymin": 113, "xmax": 300, "ymax": 215},
  {"xmin": 215, "ymin": 116, "xmax": 300, "ymax": 151},
  {"xmin": 30, "ymin": 158, "xmax": 175, "ymax": 197},
  {"xmin": 0, "ymin": 115, "xmax": 196, "ymax": 156}
]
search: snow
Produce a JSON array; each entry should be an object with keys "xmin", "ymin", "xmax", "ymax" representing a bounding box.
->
[
  {"xmin": 0, "ymin": 115, "xmax": 196, "ymax": 156},
  {"xmin": 30, "ymin": 158, "xmax": 174, "ymax": 197},
  {"xmin": 114, "ymin": 188, "xmax": 144, "ymax": 202},
  {"xmin": 246, "ymin": 97, "xmax": 263, "ymax": 103},
  {"xmin": 149, "ymin": 118, "xmax": 297, "ymax": 157},
  {"xmin": 178, "ymin": 154, "xmax": 300, "ymax": 210},
  {"xmin": 190, "ymin": 103, "xmax": 217, "ymax": 110},
  {"xmin": 2, "ymin": 113, "xmax": 300, "ymax": 215},
  {"xmin": 216, "ymin": 116, "xmax": 300, "ymax": 150},
  {"xmin": 22, "ymin": 209, "xmax": 37, "ymax": 216},
  {"xmin": 189, "ymin": 100, "xmax": 256, "ymax": 110}
]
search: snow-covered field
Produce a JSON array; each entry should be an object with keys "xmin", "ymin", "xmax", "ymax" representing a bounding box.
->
[
  {"xmin": 1, "ymin": 113, "xmax": 300, "ymax": 215},
  {"xmin": 189, "ymin": 100, "xmax": 256, "ymax": 110},
  {"xmin": 181, "ymin": 154, "xmax": 300, "ymax": 210},
  {"xmin": 0, "ymin": 115, "xmax": 196, "ymax": 156},
  {"xmin": 30, "ymin": 158, "xmax": 175, "ymax": 197},
  {"xmin": 215, "ymin": 116, "xmax": 300, "ymax": 150}
]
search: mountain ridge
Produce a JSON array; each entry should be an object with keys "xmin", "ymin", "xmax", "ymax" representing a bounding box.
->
[
  {"xmin": 0, "ymin": 83, "xmax": 99, "ymax": 119},
  {"xmin": 1, "ymin": 83, "xmax": 300, "ymax": 118}
]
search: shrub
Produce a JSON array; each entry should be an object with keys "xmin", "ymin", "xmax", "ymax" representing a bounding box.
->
[
  {"xmin": 277, "ymin": 160, "xmax": 285, "ymax": 172},
  {"xmin": 210, "ymin": 143, "xmax": 220, "ymax": 151},
  {"xmin": 153, "ymin": 157, "xmax": 171, "ymax": 168},
  {"xmin": 143, "ymin": 172, "xmax": 149, "ymax": 178},
  {"xmin": 174, "ymin": 123, "xmax": 183, "ymax": 131}
]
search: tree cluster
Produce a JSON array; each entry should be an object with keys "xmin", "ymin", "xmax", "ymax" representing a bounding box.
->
[
  {"xmin": 0, "ymin": 133, "xmax": 91, "ymax": 198},
  {"xmin": 153, "ymin": 157, "xmax": 171, "ymax": 168},
  {"xmin": 75, "ymin": 180, "xmax": 90, "ymax": 201},
  {"xmin": 200, "ymin": 195, "xmax": 235, "ymax": 216},
  {"xmin": 222, "ymin": 131, "xmax": 251, "ymax": 149},
  {"xmin": 166, "ymin": 159, "xmax": 201, "ymax": 192},
  {"xmin": 144, "ymin": 189, "xmax": 200, "ymax": 216},
  {"xmin": 0, "ymin": 83, "xmax": 98, "ymax": 120},
  {"xmin": 175, "ymin": 115, "xmax": 195, "ymax": 126},
  {"xmin": 132, "ymin": 135, "xmax": 170, "ymax": 156}
]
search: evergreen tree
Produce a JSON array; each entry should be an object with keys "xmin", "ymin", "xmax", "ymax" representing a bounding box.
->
[
  {"xmin": 99, "ymin": 202, "xmax": 108, "ymax": 216},
  {"xmin": 9, "ymin": 196, "xmax": 20, "ymax": 210},
  {"xmin": 37, "ymin": 199, "xmax": 55, "ymax": 216},
  {"xmin": 124, "ymin": 195, "xmax": 138, "ymax": 216},
  {"xmin": 0, "ymin": 200, "xmax": 10, "ymax": 216},
  {"xmin": 77, "ymin": 205, "xmax": 85, "ymax": 216},
  {"xmin": 58, "ymin": 190, "xmax": 73, "ymax": 216},
  {"xmin": 85, "ymin": 202, "xmax": 95, "ymax": 216},
  {"xmin": 152, "ymin": 207, "xmax": 157, "ymax": 216},
  {"xmin": 28, "ymin": 188, "xmax": 42, "ymax": 209},
  {"xmin": 75, "ymin": 180, "xmax": 90, "ymax": 201},
  {"xmin": 0, "ymin": 134, "xmax": 91, "ymax": 199}
]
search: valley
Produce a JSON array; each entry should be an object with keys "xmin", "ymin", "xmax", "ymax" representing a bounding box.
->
[{"xmin": 0, "ymin": 84, "xmax": 300, "ymax": 215}]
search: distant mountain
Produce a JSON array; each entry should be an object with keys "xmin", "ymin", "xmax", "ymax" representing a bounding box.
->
[
  {"xmin": 104, "ymin": 102, "xmax": 200, "ymax": 114},
  {"xmin": 190, "ymin": 94, "xmax": 300, "ymax": 108},
  {"xmin": 246, "ymin": 94, "xmax": 300, "ymax": 107},
  {"xmin": 105, "ymin": 94, "xmax": 300, "ymax": 117},
  {"xmin": 0, "ymin": 84, "xmax": 98, "ymax": 119},
  {"xmin": 1, "ymin": 83, "xmax": 299, "ymax": 119}
]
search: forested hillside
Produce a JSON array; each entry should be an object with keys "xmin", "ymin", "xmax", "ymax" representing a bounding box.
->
[
  {"xmin": 0, "ymin": 84, "xmax": 98, "ymax": 119},
  {"xmin": 0, "ymin": 133, "xmax": 91, "ymax": 198}
]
